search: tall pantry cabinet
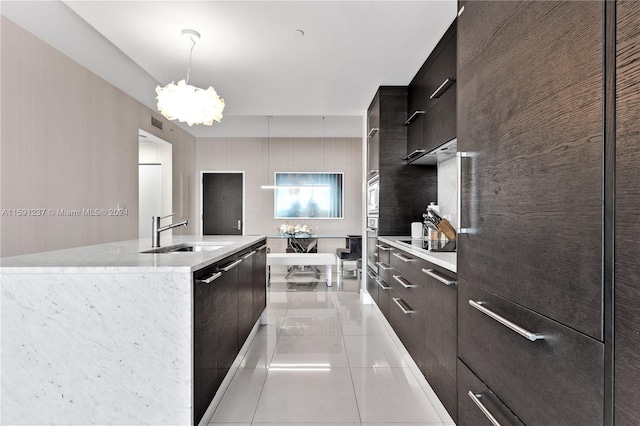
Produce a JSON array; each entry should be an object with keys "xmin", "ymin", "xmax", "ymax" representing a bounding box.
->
[{"xmin": 456, "ymin": 1, "xmax": 604, "ymax": 424}]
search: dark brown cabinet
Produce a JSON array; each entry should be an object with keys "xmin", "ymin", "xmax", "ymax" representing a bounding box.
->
[
  {"xmin": 252, "ymin": 242, "xmax": 267, "ymax": 325},
  {"xmin": 238, "ymin": 248, "xmax": 254, "ymax": 345},
  {"xmin": 406, "ymin": 21, "xmax": 457, "ymax": 163},
  {"xmin": 457, "ymin": 360, "xmax": 524, "ymax": 426},
  {"xmin": 367, "ymin": 87, "xmax": 437, "ymax": 235},
  {"xmin": 457, "ymin": 0, "xmax": 603, "ymax": 341},
  {"xmin": 193, "ymin": 239, "xmax": 267, "ymax": 425},
  {"xmin": 422, "ymin": 264, "xmax": 457, "ymax": 422},
  {"xmin": 457, "ymin": 1, "xmax": 605, "ymax": 423},
  {"xmin": 615, "ymin": 2, "xmax": 640, "ymax": 424}
]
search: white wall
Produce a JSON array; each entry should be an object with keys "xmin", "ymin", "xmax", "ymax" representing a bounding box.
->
[
  {"xmin": 196, "ymin": 137, "xmax": 362, "ymax": 255},
  {"xmin": 0, "ymin": 17, "xmax": 197, "ymax": 257}
]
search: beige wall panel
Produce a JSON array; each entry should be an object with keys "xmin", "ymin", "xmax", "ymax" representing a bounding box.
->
[
  {"xmin": 196, "ymin": 137, "xmax": 363, "ymax": 255},
  {"xmin": 0, "ymin": 17, "xmax": 196, "ymax": 257}
]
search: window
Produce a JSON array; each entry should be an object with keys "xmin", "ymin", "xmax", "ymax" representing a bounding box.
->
[{"xmin": 274, "ymin": 172, "xmax": 344, "ymax": 219}]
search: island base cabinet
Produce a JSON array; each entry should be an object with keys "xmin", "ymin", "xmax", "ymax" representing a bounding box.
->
[
  {"xmin": 252, "ymin": 243, "xmax": 268, "ymax": 323},
  {"xmin": 457, "ymin": 360, "xmax": 524, "ymax": 426},
  {"xmin": 458, "ymin": 282, "xmax": 604, "ymax": 425}
]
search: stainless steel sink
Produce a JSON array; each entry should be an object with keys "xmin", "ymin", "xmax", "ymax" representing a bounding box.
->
[{"xmin": 141, "ymin": 243, "xmax": 225, "ymax": 254}]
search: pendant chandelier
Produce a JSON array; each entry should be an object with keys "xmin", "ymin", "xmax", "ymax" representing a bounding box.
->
[{"xmin": 155, "ymin": 29, "xmax": 225, "ymax": 126}]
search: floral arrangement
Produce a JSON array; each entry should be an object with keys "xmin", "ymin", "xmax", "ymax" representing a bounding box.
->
[{"xmin": 278, "ymin": 223, "xmax": 312, "ymax": 237}]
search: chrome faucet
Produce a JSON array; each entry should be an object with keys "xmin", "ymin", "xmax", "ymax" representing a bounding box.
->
[{"xmin": 152, "ymin": 213, "xmax": 188, "ymax": 247}]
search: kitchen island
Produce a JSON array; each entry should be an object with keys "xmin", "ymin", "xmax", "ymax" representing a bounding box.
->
[{"xmin": 0, "ymin": 235, "xmax": 267, "ymax": 425}]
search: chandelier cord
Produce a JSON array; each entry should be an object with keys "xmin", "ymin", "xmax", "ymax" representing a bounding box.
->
[{"xmin": 185, "ymin": 37, "xmax": 196, "ymax": 84}]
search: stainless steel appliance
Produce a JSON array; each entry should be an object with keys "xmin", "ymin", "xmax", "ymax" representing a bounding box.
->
[
  {"xmin": 366, "ymin": 175, "xmax": 379, "ymax": 217},
  {"xmin": 366, "ymin": 216, "xmax": 378, "ymax": 270}
]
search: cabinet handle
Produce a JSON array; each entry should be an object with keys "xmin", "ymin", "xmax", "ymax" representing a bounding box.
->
[
  {"xmin": 243, "ymin": 250, "xmax": 256, "ymax": 259},
  {"xmin": 404, "ymin": 110, "xmax": 425, "ymax": 125},
  {"xmin": 197, "ymin": 272, "xmax": 223, "ymax": 284},
  {"xmin": 256, "ymin": 244, "xmax": 267, "ymax": 251},
  {"xmin": 393, "ymin": 275, "xmax": 417, "ymax": 288},
  {"xmin": 404, "ymin": 149, "xmax": 427, "ymax": 161},
  {"xmin": 468, "ymin": 392, "xmax": 502, "ymax": 426},
  {"xmin": 375, "ymin": 244, "xmax": 390, "ymax": 251},
  {"xmin": 457, "ymin": 151, "xmax": 476, "ymax": 234},
  {"xmin": 219, "ymin": 259, "xmax": 242, "ymax": 272},
  {"xmin": 376, "ymin": 262, "xmax": 391, "ymax": 270},
  {"xmin": 429, "ymin": 78, "xmax": 456, "ymax": 99},
  {"xmin": 377, "ymin": 279, "xmax": 391, "ymax": 290},
  {"xmin": 422, "ymin": 268, "xmax": 456, "ymax": 286},
  {"xmin": 469, "ymin": 300, "xmax": 544, "ymax": 342},
  {"xmin": 392, "ymin": 252, "xmax": 414, "ymax": 262},
  {"xmin": 367, "ymin": 270, "xmax": 377, "ymax": 279},
  {"xmin": 392, "ymin": 297, "xmax": 416, "ymax": 314},
  {"xmin": 368, "ymin": 128, "xmax": 379, "ymax": 137}
]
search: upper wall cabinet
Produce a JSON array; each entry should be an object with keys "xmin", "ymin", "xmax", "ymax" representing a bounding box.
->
[{"xmin": 406, "ymin": 21, "xmax": 457, "ymax": 165}]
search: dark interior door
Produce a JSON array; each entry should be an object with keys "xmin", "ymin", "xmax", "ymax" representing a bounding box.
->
[{"xmin": 203, "ymin": 173, "xmax": 243, "ymax": 235}]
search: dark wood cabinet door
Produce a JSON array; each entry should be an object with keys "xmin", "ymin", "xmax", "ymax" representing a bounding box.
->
[
  {"xmin": 458, "ymin": 282, "xmax": 604, "ymax": 425},
  {"xmin": 457, "ymin": 0, "xmax": 603, "ymax": 340},
  {"xmin": 214, "ymin": 259, "xmax": 239, "ymax": 390},
  {"xmin": 238, "ymin": 250, "xmax": 254, "ymax": 345},
  {"xmin": 457, "ymin": 360, "xmax": 524, "ymax": 426},
  {"xmin": 367, "ymin": 95, "xmax": 380, "ymax": 176},
  {"xmin": 615, "ymin": 1, "xmax": 640, "ymax": 424},
  {"xmin": 422, "ymin": 264, "xmax": 457, "ymax": 422},
  {"xmin": 389, "ymin": 288, "xmax": 425, "ymax": 371},
  {"xmin": 252, "ymin": 242, "xmax": 267, "ymax": 325},
  {"xmin": 407, "ymin": 73, "xmax": 426, "ymax": 156},
  {"xmin": 366, "ymin": 267, "xmax": 379, "ymax": 305},
  {"xmin": 422, "ymin": 23, "xmax": 456, "ymax": 153}
]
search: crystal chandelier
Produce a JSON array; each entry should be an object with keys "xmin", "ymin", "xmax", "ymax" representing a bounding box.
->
[{"xmin": 156, "ymin": 29, "xmax": 225, "ymax": 126}]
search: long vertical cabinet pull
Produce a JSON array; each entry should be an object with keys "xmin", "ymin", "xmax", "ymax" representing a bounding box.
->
[
  {"xmin": 469, "ymin": 300, "xmax": 544, "ymax": 342},
  {"xmin": 468, "ymin": 392, "xmax": 502, "ymax": 426},
  {"xmin": 457, "ymin": 151, "xmax": 476, "ymax": 234}
]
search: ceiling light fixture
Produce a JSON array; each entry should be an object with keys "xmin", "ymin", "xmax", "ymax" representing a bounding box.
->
[{"xmin": 155, "ymin": 29, "xmax": 225, "ymax": 126}]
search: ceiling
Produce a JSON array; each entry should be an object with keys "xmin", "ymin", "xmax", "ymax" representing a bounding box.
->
[{"xmin": 1, "ymin": 1, "xmax": 457, "ymax": 137}]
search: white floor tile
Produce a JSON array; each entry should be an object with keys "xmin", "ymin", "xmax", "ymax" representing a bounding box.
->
[
  {"xmin": 351, "ymin": 368, "xmax": 443, "ymax": 424},
  {"xmin": 253, "ymin": 369, "xmax": 361, "ymax": 423},
  {"xmin": 341, "ymin": 312, "xmax": 389, "ymax": 336},
  {"xmin": 209, "ymin": 368, "xmax": 267, "ymax": 423},
  {"xmin": 271, "ymin": 334, "xmax": 350, "ymax": 368},
  {"xmin": 280, "ymin": 313, "xmax": 343, "ymax": 336},
  {"xmin": 344, "ymin": 334, "xmax": 408, "ymax": 368},
  {"xmin": 238, "ymin": 328, "xmax": 277, "ymax": 369}
]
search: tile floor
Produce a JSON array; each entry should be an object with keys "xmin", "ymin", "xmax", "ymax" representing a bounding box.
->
[{"xmin": 208, "ymin": 271, "xmax": 454, "ymax": 426}]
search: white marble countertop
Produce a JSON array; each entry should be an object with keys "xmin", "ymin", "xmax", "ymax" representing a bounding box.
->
[
  {"xmin": 0, "ymin": 235, "xmax": 267, "ymax": 273},
  {"xmin": 379, "ymin": 236, "xmax": 457, "ymax": 273}
]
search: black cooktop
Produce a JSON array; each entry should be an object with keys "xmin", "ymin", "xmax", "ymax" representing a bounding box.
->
[{"xmin": 397, "ymin": 239, "xmax": 456, "ymax": 252}]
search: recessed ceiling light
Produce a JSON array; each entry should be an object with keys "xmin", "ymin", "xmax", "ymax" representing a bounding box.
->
[{"xmin": 291, "ymin": 29, "xmax": 305, "ymax": 39}]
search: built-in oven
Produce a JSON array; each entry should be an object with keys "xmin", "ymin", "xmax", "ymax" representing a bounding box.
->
[
  {"xmin": 366, "ymin": 216, "xmax": 378, "ymax": 271},
  {"xmin": 366, "ymin": 175, "xmax": 379, "ymax": 217}
]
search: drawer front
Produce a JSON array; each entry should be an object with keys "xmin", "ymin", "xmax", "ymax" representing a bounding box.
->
[
  {"xmin": 422, "ymin": 263, "xmax": 458, "ymax": 422},
  {"xmin": 389, "ymin": 246, "xmax": 428, "ymax": 286},
  {"xmin": 376, "ymin": 241, "xmax": 391, "ymax": 265},
  {"xmin": 389, "ymin": 289, "xmax": 425, "ymax": 370},
  {"xmin": 377, "ymin": 276, "xmax": 391, "ymax": 320},
  {"xmin": 366, "ymin": 267, "xmax": 379, "ymax": 305},
  {"xmin": 458, "ymin": 282, "xmax": 604, "ymax": 425},
  {"xmin": 457, "ymin": 359, "xmax": 524, "ymax": 426}
]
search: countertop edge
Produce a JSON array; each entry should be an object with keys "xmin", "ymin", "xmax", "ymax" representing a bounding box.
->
[
  {"xmin": 379, "ymin": 236, "xmax": 457, "ymax": 273},
  {"xmin": 0, "ymin": 235, "xmax": 268, "ymax": 272}
]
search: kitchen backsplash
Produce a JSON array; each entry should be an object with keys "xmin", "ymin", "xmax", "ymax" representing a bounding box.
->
[{"xmin": 437, "ymin": 156, "xmax": 458, "ymax": 228}]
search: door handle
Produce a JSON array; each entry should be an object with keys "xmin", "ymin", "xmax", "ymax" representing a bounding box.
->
[{"xmin": 232, "ymin": 219, "xmax": 242, "ymax": 231}]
